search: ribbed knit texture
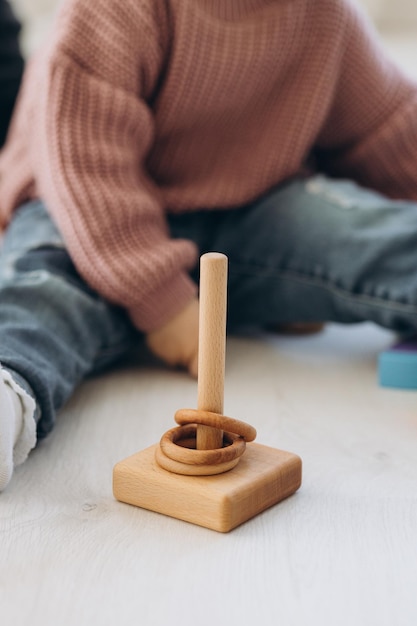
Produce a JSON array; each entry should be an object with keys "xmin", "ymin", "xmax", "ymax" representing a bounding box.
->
[{"xmin": 1, "ymin": 0, "xmax": 417, "ymax": 331}]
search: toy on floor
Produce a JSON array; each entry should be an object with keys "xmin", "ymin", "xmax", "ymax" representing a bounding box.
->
[
  {"xmin": 113, "ymin": 252, "xmax": 302, "ymax": 532},
  {"xmin": 378, "ymin": 337, "xmax": 417, "ymax": 390}
]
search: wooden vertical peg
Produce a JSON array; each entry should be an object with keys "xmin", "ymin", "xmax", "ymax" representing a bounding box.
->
[{"xmin": 196, "ymin": 253, "xmax": 228, "ymax": 450}]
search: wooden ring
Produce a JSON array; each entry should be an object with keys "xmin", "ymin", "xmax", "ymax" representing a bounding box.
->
[
  {"xmin": 174, "ymin": 408, "xmax": 257, "ymax": 442},
  {"xmin": 155, "ymin": 408, "xmax": 257, "ymax": 476},
  {"xmin": 155, "ymin": 444, "xmax": 240, "ymax": 476},
  {"xmin": 160, "ymin": 425, "xmax": 246, "ymax": 466}
]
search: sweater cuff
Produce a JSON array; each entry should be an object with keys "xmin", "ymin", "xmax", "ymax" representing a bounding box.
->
[{"xmin": 128, "ymin": 271, "xmax": 198, "ymax": 333}]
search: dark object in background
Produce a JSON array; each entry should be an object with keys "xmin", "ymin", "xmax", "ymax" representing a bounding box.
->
[{"xmin": 0, "ymin": 0, "xmax": 24, "ymax": 148}]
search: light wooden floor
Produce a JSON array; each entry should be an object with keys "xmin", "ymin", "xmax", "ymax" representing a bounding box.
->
[
  {"xmin": 2, "ymin": 322, "xmax": 417, "ymax": 626},
  {"xmin": 2, "ymin": 20, "xmax": 417, "ymax": 626}
]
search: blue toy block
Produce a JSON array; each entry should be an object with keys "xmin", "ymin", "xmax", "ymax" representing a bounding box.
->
[{"xmin": 378, "ymin": 338, "xmax": 417, "ymax": 390}]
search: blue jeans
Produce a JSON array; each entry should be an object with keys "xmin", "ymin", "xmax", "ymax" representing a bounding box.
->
[{"xmin": 2, "ymin": 175, "xmax": 417, "ymax": 439}]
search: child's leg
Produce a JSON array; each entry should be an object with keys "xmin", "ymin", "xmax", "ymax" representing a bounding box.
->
[
  {"xmin": 170, "ymin": 175, "xmax": 417, "ymax": 334},
  {"xmin": 0, "ymin": 200, "xmax": 135, "ymax": 489},
  {"xmin": 223, "ymin": 175, "xmax": 417, "ymax": 332}
]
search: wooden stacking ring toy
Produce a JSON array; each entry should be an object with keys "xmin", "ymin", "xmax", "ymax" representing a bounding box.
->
[
  {"xmin": 113, "ymin": 253, "xmax": 302, "ymax": 532},
  {"xmin": 155, "ymin": 409, "xmax": 256, "ymax": 476}
]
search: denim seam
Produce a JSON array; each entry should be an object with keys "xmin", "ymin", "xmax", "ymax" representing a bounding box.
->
[{"xmin": 230, "ymin": 264, "xmax": 417, "ymax": 314}]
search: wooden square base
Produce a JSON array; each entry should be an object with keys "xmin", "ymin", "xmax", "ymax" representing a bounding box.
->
[{"xmin": 113, "ymin": 442, "xmax": 302, "ymax": 532}]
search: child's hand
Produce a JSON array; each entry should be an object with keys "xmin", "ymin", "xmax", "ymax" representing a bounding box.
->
[{"xmin": 146, "ymin": 298, "xmax": 199, "ymax": 378}]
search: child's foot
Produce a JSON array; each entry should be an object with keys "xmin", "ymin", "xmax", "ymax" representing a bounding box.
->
[{"xmin": 0, "ymin": 369, "xmax": 36, "ymax": 491}]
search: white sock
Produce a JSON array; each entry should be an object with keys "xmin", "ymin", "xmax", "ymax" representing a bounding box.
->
[{"xmin": 0, "ymin": 369, "xmax": 37, "ymax": 491}]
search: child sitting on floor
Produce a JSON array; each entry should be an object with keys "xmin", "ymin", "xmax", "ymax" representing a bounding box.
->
[{"xmin": 1, "ymin": 0, "xmax": 417, "ymax": 490}]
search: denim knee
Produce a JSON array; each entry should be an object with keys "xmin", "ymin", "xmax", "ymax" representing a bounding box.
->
[{"xmin": 0, "ymin": 200, "xmax": 135, "ymax": 438}]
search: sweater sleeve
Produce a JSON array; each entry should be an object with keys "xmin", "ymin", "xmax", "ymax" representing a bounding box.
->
[
  {"xmin": 34, "ymin": 0, "xmax": 198, "ymax": 333},
  {"xmin": 315, "ymin": 0, "xmax": 417, "ymax": 200}
]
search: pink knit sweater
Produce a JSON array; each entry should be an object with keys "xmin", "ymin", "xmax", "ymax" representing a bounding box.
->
[{"xmin": 1, "ymin": 0, "xmax": 417, "ymax": 332}]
